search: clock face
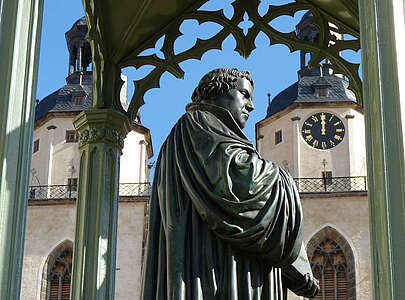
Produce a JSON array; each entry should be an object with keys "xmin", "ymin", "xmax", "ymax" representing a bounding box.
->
[{"xmin": 301, "ymin": 112, "xmax": 345, "ymax": 150}]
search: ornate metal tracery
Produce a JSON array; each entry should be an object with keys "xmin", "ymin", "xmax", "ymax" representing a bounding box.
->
[
  {"xmin": 311, "ymin": 239, "xmax": 348, "ymax": 299},
  {"xmin": 83, "ymin": 0, "xmax": 361, "ymax": 122},
  {"xmin": 307, "ymin": 226, "xmax": 356, "ymax": 300},
  {"xmin": 48, "ymin": 248, "xmax": 72, "ymax": 300},
  {"xmin": 41, "ymin": 241, "xmax": 73, "ymax": 300}
]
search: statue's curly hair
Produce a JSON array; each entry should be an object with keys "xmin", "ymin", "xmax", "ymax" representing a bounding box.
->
[{"xmin": 191, "ymin": 68, "xmax": 253, "ymax": 103}]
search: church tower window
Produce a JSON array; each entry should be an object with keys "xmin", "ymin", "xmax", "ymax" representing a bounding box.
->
[
  {"xmin": 307, "ymin": 226, "xmax": 356, "ymax": 300},
  {"xmin": 49, "ymin": 248, "xmax": 72, "ymax": 299},
  {"xmin": 41, "ymin": 241, "xmax": 73, "ymax": 300},
  {"xmin": 312, "ymin": 239, "xmax": 348, "ymax": 299},
  {"xmin": 322, "ymin": 171, "xmax": 333, "ymax": 185},
  {"xmin": 65, "ymin": 130, "xmax": 78, "ymax": 143},
  {"xmin": 33, "ymin": 139, "xmax": 40, "ymax": 153},
  {"xmin": 317, "ymin": 87, "xmax": 328, "ymax": 97},
  {"xmin": 275, "ymin": 130, "xmax": 282, "ymax": 144},
  {"xmin": 73, "ymin": 95, "xmax": 84, "ymax": 106},
  {"xmin": 67, "ymin": 178, "xmax": 78, "ymax": 191}
]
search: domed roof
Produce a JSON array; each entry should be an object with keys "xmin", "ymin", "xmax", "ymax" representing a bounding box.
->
[{"xmin": 267, "ymin": 65, "xmax": 357, "ymax": 117}]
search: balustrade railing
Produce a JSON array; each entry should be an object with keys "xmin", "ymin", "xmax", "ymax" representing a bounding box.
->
[
  {"xmin": 28, "ymin": 183, "xmax": 151, "ymax": 201},
  {"xmin": 293, "ymin": 176, "xmax": 367, "ymax": 193},
  {"xmin": 28, "ymin": 177, "xmax": 366, "ymax": 201}
]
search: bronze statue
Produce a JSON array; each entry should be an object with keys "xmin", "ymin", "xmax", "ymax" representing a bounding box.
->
[{"xmin": 141, "ymin": 68, "xmax": 319, "ymax": 299}]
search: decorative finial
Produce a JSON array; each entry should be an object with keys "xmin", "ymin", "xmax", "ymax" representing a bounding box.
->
[{"xmin": 267, "ymin": 93, "xmax": 271, "ymax": 106}]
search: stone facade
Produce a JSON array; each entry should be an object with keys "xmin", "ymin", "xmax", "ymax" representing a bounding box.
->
[
  {"xmin": 257, "ymin": 88, "xmax": 372, "ymax": 300},
  {"xmin": 21, "ymin": 201, "xmax": 147, "ymax": 300},
  {"xmin": 256, "ymin": 104, "xmax": 367, "ymax": 179},
  {"xmin": 257, "ymin": 16, "xmax": 372, "ymax": 296},
  {"xmin": 22, "ymin": 16, "xmax": 153, "ymax": 300}
]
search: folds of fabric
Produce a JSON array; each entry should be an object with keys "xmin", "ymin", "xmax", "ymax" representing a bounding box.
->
[{"xmin": 141, "ymin": 104, "xmax": 303, "ymax": 300}]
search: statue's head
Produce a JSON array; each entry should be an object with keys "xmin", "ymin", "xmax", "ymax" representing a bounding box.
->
[{"xmin": 191, "ymin": 68, "xmax": 254, "ymax": 129}]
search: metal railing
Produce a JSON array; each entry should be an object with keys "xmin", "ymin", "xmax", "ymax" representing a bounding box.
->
[
  {"xmin": 293, "ymin": 176, "xmax": 367, "ymax": 193},
  {"xmin": 28, "ymin": 183, "xmax": 151, "ymax": 201},
  {"xmin": 28, "ymin": 177, "xmax": 367, "ymax": 201},
  {"xmin": 119, "ymin": 183, "xmax": 151, "ymax": 196}
]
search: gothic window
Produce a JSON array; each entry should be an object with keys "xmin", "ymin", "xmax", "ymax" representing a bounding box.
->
[
  {"xmin": 49, "ymin": 248, "xmax": 72, "ymax": 299},
  {"xmin": 41, "ymin": 241, "xmax": 73, "ymax": 300},
  {"xmin": 311, "ymin": 239, "xmax": 347, "ymax": 299},
  {"xmin": 307, "ymin": 226, "xmax": 356, "ymax": 300}
]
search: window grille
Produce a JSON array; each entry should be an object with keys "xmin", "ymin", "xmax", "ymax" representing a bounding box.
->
[
  {"xmin": 311, "ymin": 239, "xmax": 348, "ymax": 300},
  {"xmin": 275, "ymin": 130, "xmax": 282, "ymax": 144},
  {"xmin": 33, "ymin": 139, "xmax": 40, "ymax": 153},
  {"xmin": 48, "ymin": 248, "xmax": 72, "ymax": 300},
  {"xmin": 65, "ymin": 130, "xmax": 78, "ymax": 143}
]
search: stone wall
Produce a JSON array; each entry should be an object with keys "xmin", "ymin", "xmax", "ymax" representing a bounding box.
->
[{"xmin": 20, "ymin": 201, "xmax": 147, "ymax": 300}]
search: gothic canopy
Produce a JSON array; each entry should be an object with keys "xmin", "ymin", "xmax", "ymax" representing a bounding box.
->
[{"xmin": 82, "ymin": 0, "xmax": 360, "ymax": 121}]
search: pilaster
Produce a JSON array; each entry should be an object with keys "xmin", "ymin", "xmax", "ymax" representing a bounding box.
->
[
  {"xmin": 0, "ymin": 0, "xmax": 43, "ymax": 298},
  {"xmin": 71, "ymin": 109, "xmax": 130, "ymax": 300},
  {"xmin": 291, "ymin": 116, "xmax": 301, "ymax": 178}
]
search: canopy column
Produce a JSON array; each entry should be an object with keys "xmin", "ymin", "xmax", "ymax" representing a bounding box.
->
[
  {"xmin": 359, "ymin": 0, "xmax": 405, "ymax": 299},
  {"xmin": 0, "ymin": 0, "xmax": 43, "ymax": 298},
  {"xmin": 71, "ymin": 109, "xmax": 130, "ymax": 300}
]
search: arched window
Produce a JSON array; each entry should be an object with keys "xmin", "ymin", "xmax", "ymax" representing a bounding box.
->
[
  {"xmin": 41, "ymin": 240, "xmax": 73, "ymax": 300},
  {"xmin": 307, "ymin": 226, "xmax": 356, "ymax": 300}
]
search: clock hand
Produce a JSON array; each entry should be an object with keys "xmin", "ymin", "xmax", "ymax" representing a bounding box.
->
[{"xmin": 320, "ymin": 113, "xmax": 326, "ymax": 135}]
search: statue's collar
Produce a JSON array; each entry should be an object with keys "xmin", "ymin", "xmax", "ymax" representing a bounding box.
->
[{"xmin": 185, "ymin": 102, "xmax": 251, "ymax": 143}]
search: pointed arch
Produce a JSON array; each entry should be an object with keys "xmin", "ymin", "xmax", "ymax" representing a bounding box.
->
[
  {"xmin": 306, "ymin": 226, "xmax": 356, "ymax": 300},
  {"xmin": 40, "ymin": 240, "xmax": 73, "ymax": 300}
]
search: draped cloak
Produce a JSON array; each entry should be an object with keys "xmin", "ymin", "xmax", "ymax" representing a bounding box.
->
[{"xmin": 141, "ymin": 103, "xmax": 304, "ymax": 300}]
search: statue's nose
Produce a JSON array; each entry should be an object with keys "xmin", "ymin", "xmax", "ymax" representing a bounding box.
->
[{"xmin": 246, "ymin": 100, "xmax": 254, "ymax": 112}]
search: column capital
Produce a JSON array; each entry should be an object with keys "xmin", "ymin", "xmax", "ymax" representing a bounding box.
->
[{"xmin": 74, "ymin": 109, "xmax": 131, "ymax": 152}]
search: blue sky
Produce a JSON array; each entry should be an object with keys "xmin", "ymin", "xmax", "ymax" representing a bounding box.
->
[{"xmin": 36, "ymin": 1, "xmax": 360, "ymax": 168}]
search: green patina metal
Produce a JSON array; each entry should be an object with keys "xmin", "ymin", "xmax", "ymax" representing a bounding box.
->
[
  {"xmin": 359, "ymin": 0, "xmax": 405, "ymax": 299},
  {"xmin": 82, "ymin": 0, "xmax": 362, "ymax": 122},
  {"xmin": 71, "ymin": 109, "xmax": 130, "ymax": 300},
  {"xmin": 0, "ymin": 0, "xmax": 43, "ymax": 298}
]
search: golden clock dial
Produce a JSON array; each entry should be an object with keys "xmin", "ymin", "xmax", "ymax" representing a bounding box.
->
[{"xmin": 301, "ymin": 112, "xmax": 345, "ymax": 150}]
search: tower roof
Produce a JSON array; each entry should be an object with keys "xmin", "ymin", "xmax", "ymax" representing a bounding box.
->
[
  {"xmin": 35, "ymin": 16, "xmax": 94, "ymax": 124},
  {"xmin": 267, "ymin": 65, "xmax": 357, "ymax": 117},
  {"xmin": 72, "ymin": 16, "xmax": 87, "ymax": 27},
  {"xmin": 35, "ymin": 81, "xmax": 92, "ymax": 123}
]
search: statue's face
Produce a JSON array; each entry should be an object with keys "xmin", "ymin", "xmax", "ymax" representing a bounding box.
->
[{"xmin": 214, "ymin": 78, "xmax": 254, "ymax": 129}]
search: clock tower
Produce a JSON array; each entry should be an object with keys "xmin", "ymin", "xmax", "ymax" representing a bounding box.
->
[
  {"xmin": 256, "ymin": 14, "xmax": 366, "ymax": 180},
  {"xmin": 255, "ymin": 12, "xmax": 371, "ymax": 300}
]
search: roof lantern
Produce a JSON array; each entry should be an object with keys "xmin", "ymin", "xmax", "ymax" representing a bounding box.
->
[
  {"xmin": 65, "ymin": 16, "xmax": 92, "ymax": 82},
  {"xmin": 265, "ymin": 12, "xmax": 357, "ymax": 117}
]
